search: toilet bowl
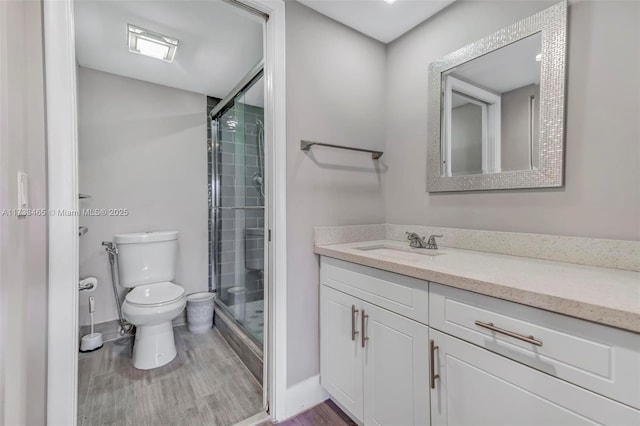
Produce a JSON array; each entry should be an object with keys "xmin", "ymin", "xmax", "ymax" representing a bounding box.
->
[
  {"xmin": 122, "ymin": 282, "xmax": 186, "ymax": 370},
  {"xmin": 114, "ymin": 231, "xmax": 185, "ymax": 370}
]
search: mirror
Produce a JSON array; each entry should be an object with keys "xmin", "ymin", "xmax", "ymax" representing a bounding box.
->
[
  {"xmin": 428, "ymin": 2, "xmax": 566, "ymax": 192},
  {"xmin": 442, "ymin": 33, "xmax": 541, "ymax": 177}
]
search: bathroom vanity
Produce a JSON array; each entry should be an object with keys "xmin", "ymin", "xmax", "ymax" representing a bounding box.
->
[{"xmin": 315, "ymin": 240, "xmax": 640, "ymax": 426}]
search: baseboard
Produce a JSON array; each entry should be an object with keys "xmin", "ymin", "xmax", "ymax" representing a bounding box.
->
[
  {"xmin": 285, "ymin": 374, "xmax": 329, "ymax": 419},
  {"xmin": 79, "ymin": 316, "xmax": 186, "ymax": 345},
  {"xmin": 79, "ymin": 319, "xmax": 123, "ymax": 343},
  {"xmin": 231, "ymin": 410, "xmax": 270, "ymax": 426}
]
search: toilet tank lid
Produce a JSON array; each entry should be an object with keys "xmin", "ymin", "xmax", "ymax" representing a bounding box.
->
[{"xmin": 114, "ymin": 231, "xmax": 178, "ymax": 244}]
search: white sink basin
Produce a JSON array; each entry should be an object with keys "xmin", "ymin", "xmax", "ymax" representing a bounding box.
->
[{"xmin": 354, "ymin": 244, "xmax": 445, "ymax": 257}]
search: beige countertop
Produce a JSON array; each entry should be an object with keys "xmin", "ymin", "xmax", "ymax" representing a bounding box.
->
[{"xmin": 314, "ymin": 240, "xmax": 640, "ymax": 333}]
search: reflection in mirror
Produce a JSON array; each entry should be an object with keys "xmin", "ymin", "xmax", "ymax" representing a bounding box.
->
[{"xmin": 441, "ymin": 32, "xmax": 542, "ymax": 177}]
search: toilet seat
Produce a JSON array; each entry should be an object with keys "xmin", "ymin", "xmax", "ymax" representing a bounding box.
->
[{"xmin": 125, "ymin": 282, "xmax": 185, "ymax": 308}]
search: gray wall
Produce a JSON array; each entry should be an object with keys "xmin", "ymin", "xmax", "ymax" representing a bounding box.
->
[
  {"xmin": 286, "ymin": 1, "xmax": 387, "ymax": 386},
  {"xmin": 78, "ymin": 67, "xmax": 209, "ymax": 324},
  {"xmin": 385, "ymin": 0, "xmax": 640, "ymax": 240},
  {"xmin": 0, "ymin": 1, "xmax": 47, "ymax": 424},
  {"xmin": 501, "ymin": 83, "xmax": 540, "ymax": 171},
  {"xmin": 451, "ymin": 102, "xmax": 483, "ymax": 175}
]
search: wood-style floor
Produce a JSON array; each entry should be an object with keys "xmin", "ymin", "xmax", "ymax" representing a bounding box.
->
[
  {"xmin": 78, "ymin": 326, "xmax": 263, "ymax": 426},
  {"xmin": 259, "ymin": 400, "xmax": 357, "ymax": 426}
]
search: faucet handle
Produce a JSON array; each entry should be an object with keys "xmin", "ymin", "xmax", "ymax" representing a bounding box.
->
[{"xmin": 426, "ymin": 234, "xmax": 443, "ymax": 249}]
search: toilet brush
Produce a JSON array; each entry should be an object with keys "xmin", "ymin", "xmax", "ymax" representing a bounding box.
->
[{"xmin": 80, "ymin": 296, "xmax": 104, "ymax": 352}]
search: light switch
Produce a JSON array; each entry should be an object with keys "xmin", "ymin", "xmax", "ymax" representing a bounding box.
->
[{"xmin": 17, "ymin": 171, "xmax": 28, "ymax": 215}]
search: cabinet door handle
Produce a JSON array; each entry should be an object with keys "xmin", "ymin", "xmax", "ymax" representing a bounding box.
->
[
  {"xmin": 429, "ymin": 339, "xmax": 439, "ymax": 389},
  {"xmin": 475, "ymin": 320, "xmax": 543, "ymax": 347},
  {"xmin": 361, "ymin": 309, "xmax": 369, "ymax": 348},
  {"xmin": 351, "ymin": 305, "xmax": 359, "ymax": 341}
]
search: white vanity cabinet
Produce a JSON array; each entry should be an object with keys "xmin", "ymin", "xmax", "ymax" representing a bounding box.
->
[
  {"xmin": 320, "ymin": 285, "xmax": 364, "ymax": 420},
  {"xmin": 430, "ymin": 329, "xmax": 640, "ymax": 425},
  {"xmin": 320, "ymin": 258, "xmax": 430, "ymax": 425},
  {"xmin": 319, "ymin": 256, "xmax": 640, "ymax": 426},
  {"xmin": 429, "ymin": 283, "xmax": 640, "ymax": 410},
  {"xmin": 361, "ymin": 301, "xmax": 430, "ymax": 426}
]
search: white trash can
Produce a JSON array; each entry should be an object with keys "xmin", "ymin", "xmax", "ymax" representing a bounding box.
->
[{"xmin": 186, "ymin": 292, "xmax": 215, "ymax": 334}]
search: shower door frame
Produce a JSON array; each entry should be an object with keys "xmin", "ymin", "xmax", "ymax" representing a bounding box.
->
[
  {"xmin": 42, "ymin": 0, "xmax": 290, "ymax": 424},
  {"xmin": 209, "ymin": 64, "xmax": 265, "ymax": 341}
]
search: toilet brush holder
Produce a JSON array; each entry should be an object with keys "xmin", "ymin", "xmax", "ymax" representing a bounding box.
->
[
  {"xmin": 80, "ymin": 296, "xmax": 103, "ymax": 352},
  {"xmin": 80, "ymin": 333, "xmax": 103, "ymax": 352}
]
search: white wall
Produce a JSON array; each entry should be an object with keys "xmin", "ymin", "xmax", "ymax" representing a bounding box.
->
[
  {"xmin": 285, "ymin": 1, "xmax": 387, "ymax": 387},
  {"xmin": 0, "ymin": 1, "xmax": 48, "ymax": 424},
  {"xmin": 384, "ymin": 0, "xmax": 640, "ymax": 241},
  {"xmin": 77, "ymin": 67, "xmax": 209, "ymax": 325}
]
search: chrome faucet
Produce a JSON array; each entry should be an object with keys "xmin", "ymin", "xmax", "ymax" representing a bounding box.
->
[
  {"xmin": 406, "ymin": 232, "xmax": 443, "ymax": 250},
  {"xmin": 406, "ymin": 232, "xmax": 427, "ymax": 248}
]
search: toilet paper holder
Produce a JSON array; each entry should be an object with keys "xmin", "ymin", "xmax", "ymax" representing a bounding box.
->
[{"xmin": 79, "ymin": 276, "xmax": 97, "ymax": 292}]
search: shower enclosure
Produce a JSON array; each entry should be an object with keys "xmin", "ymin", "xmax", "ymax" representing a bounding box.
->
[{"xmin": 209, "ymin": 68, "xmax": 265, "ymax": 346}]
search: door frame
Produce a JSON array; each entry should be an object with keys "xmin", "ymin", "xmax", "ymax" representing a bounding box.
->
[
  {"xmin": 442, "ymin": 75, "xmax": 502, "ymax": 176},
  {"xmin": 42, "ymin": 0, "xmax": 288, "ymax": 424}
]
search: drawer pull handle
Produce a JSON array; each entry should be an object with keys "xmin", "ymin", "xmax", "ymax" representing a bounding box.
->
[
  {"xmin": 475, "ymin": 320, "xmax": 543, "ymax": 347},
  {"xmin": 361, "ymin": 309, "xmax": 369, "ymax": 348},
  {"xmin": 351, "ymin": 305, "xmax": 359, "ymax": 341},
  {"xmin": 429, "ymin": 339, "xmax": 439, "ymax": 389}
]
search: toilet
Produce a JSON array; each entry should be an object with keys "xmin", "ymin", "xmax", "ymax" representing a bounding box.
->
[{"xmin": 114, "ymin": 231, "xmax": 186, "ymax": 370}]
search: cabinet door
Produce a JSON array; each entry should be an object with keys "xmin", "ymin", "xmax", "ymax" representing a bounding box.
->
[
  {"xmin": 320, "ymin": 286, "xmax": 364, "ymax": 421},
  {"xmin": 363, "ymin": 302, "xmax": 430, "ymax": 426},
  {"xmin": 430, "ymin": 329, "xmax": 640, "ymax": 426}
]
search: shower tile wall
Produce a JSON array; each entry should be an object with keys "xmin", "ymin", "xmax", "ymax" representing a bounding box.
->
[{"xmin": 208, "ymin": 97, "xmax": 265, "ymax": 310}]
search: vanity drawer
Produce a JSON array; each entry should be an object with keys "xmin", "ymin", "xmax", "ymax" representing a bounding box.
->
[
  {"xmin": 429, "ymin": 283, "xmax": 640, "ymax": 409},
  {"xmin": 320, "ymin": 257, "xmax": 429, "ymax": 325}
]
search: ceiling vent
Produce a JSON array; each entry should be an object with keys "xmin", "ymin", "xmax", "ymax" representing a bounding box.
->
[{"xmin": 127, "ymin": 24, "xmax": 178, "ymax": 63}]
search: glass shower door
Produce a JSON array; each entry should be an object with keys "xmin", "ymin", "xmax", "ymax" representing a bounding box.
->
[{"xmin": 212, "ymin": 76, "xmax": 265, "ymax": 346}]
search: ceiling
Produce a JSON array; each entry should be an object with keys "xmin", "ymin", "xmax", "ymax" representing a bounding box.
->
[
  {"xmin": 74, "ymin": 0, "xmax": 263, "ymax": 99},
  {"xmin": 449, "ymin": 32, "xmax": 542, "ymax": 94},
  {"xmin": 298, "ymin": 0, "xmax": 455, "ymax": 44}
]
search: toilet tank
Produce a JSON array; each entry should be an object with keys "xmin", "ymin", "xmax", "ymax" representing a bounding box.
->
[{"xmin": 114, "ymin": 231, "xmax": 178, "ymax": 288}]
